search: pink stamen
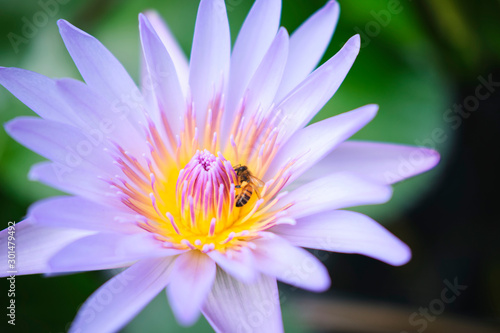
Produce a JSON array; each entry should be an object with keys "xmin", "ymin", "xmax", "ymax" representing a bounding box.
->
[
  {"xmin": 181, "ymin": 239, "xmax": 196, "ymax": 250},
  {"xmin": 209, "ymin": 217, "xmax": 217, "ymax": 237},
  {"xmin": 221, "ymin": 232, "xmax": 235, "ymax": 244},
  {"xmin": 166, "ymin": 212, "xmax": 180, "ymax": 235},
  {"xmin": 189, "ymin": 196, "xmax": 196, "ymax": 228}
]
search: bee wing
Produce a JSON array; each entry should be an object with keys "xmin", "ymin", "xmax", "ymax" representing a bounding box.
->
[{"xmin": 249, "ymin": 175, "xmax": 265, "ymax": 188}]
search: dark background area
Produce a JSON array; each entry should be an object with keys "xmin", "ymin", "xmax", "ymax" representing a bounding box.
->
[{"xmin": 0, "ymin": 0, "xmax": 499, "ymax": 332}]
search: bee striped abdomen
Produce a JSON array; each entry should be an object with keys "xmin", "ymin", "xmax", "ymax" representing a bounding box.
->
[{"xmin": 235, "ymin": 185, "xmax": 253, "ymax": 207}]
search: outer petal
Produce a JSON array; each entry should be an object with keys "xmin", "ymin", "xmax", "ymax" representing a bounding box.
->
[
  {"xmin": 0, "ymin": 220, "xmax": 92, "ymax": 277},
  {"xmin": 279, "ymin": 172, "xmax": 393, "ymax": 219},
  {"xmin": 28, "ymin": 196, "xmax": 140, "ymax": 234},
  {"xmin": 275, "ymin": 34, "xmax": 361, "ymax": 144},
  {"xmin": 5, "ymin": 117, "xmax": 116, "ymax": 175},
  {"xmin": 252, "ymin": 234, "xmax": 330, "ymax": 292},
  {"xmin": 208, "ymin": 247, "xmax": 257, "ymax": 283},
  {"xmin": 55, "ymin": 78, "xmax": 148, "ymax": 158},
  {"xmin": 243, "ymin": 28, "xmax": 289, "ymax": 120},
  {"xmin": 225, "ymin": 0, "xmax": 281, "ymax": 117},
  {"xmin": 139, "ymin": 14, "xmax": 185, "ymax": 135},
  {"xmin": 295, "ymin": 141, "xmax": 441, "ymax": 186},
  {"xmin": 28, "ymin": 162, "xmax": 115, "ymax": 205},
  {"xmin": 69, "ymin": 257, "xmax": 174, "ymax": 333},
  {"xmin": 189, "ymin": 0, "xmax": 230, "ymax": 134},
  {"xmin": 276, "ymin": 0, "xmax": 340, "ymax": 100},
  {"xmin": 0, "ymin": 67, "xmax": 73, "ymax": 123},
  {"xmin": 202, "ymin": 269, "xmax": 284, "ymax": 333},
  {"xmin": 266, "ymin": 104, "xmax": 378, "ymax": 183},
  {"xmin": 167, "ymin": 251, "xmax": 216, "ymax": 325},
  {"xmin": 273, "ymin": 210, "xmax": 411, "ymax": 266},
  {"xmin": 143, "ymin": 10, "xmax": 189, "ymax": 94},
  {"xmin": 57, "ymin": 20, "xmax": 145, "ymax": 127},
  {"xmin": 48, "ymin": 232, "xmax": 183, "ymax": 273}
]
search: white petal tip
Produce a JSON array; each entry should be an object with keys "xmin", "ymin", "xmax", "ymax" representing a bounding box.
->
[
  {"xmin": 56, "ymin": 19, "xmax": 69, "ymax": 27},
  {"xmin": 3, "ymin": 119, "xmax": 16, "ymax": 134},
  {"xmin": 419, "ymin": 148, "xmax": 441, "ymax": 169},
  {"xmin": 387, "ymin": 245, "xmax": 412, "ymax": 266},
  {"xmin": 143, "ymin": 9, "xmax": 159, "ymax": 17},
  {"xmin": 313, "ymin": 279, "xmax": 332, "ymax": 293},
  {"xmin": 326, "ymin": 0, "xmax": 340, "ymax": 11},
  {"xmin": 351, "ymin": 34, "xmax": 361, "ymax": 48}
]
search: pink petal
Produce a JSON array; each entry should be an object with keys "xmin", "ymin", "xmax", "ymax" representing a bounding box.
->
[
  {"xmin": 202, "ymin": 270, "xmax": 284, "ymax": 332},
  {"xmin": 57, "ymin": 20, "xmax": 145, "ymax": 127},
  {"xmin": 275, "ymin": 34, "xmax": 361, "ymax": 145},
  {"xmin": 69, "ymin": 257, "xmax": 174, "ymax": 333},
  {"xmin": 167, "ymin": 251, "xmax": 216, "ymax": 325},
  {"xmin": 273, "ymin": 210, "xmax": 411, "ymax": 266},
  {"xmin": 276, "ymin": 0, "xmax": 340, "ymax": 100},
  {"xmin": 253, "ymin": 234, "xmax": 330, "ymax": 292},
  {"xmin": 296, "ymin": 141, "xmax": 441, "ymax": 186},
  {"xmin": 29, "ymin": 196, "xmax": 140, "ymax": 234},
  {"xmin": 189, "ymin": 0, "xmax": 230, "ymax": 136},
  {"xmin": 139, "ymin": 14, "xmax": 185, "ymax": 135},
  {"xmin": 225, "ymin": 0, "xmax": 281, "ymax": 117},
  {"xmin": 0, "ymin": 220, "xmax": 92, "ymax": 277},
  {"xmin": 279, "ymin": 172, "xmax": 393, "ymax": 219},
  {"xmin": 48, "ymin": 233, "xmax": 182, "ymax": 273},
  {"xmin": 143, "ymin": 10, "xmax": 189, "ymax": 95},
  {"xmin": 266, "ymin": 104, "xmax": 378, "ymax": 183}
]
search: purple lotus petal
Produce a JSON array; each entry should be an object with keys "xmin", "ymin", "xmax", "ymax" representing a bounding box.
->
[
  {"xmin": 266, "ymin": 104, "xmax": 378, "ymax": 183},
  {"xmin": 280, "ymin": 172, "xmax": 393, "ymax": 219},
  {"xmin": 48, "ymin": 232, "xmax": 182, "ymax": 273},
  {"xmin": 275, "ymin": 34, "xmax": 360, "ymax": 144},
  {"xmin": 208, "ymin": 247, "xmax": 257, "ymax": 283},
  {"xmin": 273, "ymin": 210, "xmax": 411, "ymax": 266},
  {"xmin": 276, "ymin": 0, "xmax": 340, "ymax": 100},
  {"xmin": 139, "ymin": 14, "xmax": 185, "ymax": 135},
  {"xmin": 69, "ymin": 257, "xmax": 174, "ymax": 333},
  {"xmin": 225, "ymin": 0, "xmax": 281, "ymax": 118},
  {"xmin": 167, "ymin": 252, "xmax": 216, "ymax": 325},
  {"xmin": 55, "ymin": 78, "xmax": 149, "ymax": 158},
  {"xmin": 5, "ymin": 117, "xmax": 116, "ymax": 175},
  {"xmin": 29, "ymin": 196, "xmax": 140, "ymax": 234},
  {"xmin": 0, "ymin": 67, "xmax": 73, "ymax": 124},
  {"xmin": 294, "ymin": 141, "xmax": 441, "ymax": 186},
  {"xmin": 0, "ymin": 220, "xmax": 92, "ymax": 277},
  {"xmin": 243, "ymin": 28, "xmax": 289, "ymax": 121},
  {"xmin": 189, "ymin": 0, "xmax": 230, "ymax": 135},
  {"xmin": 28, "ymin": 162, "xmax": 115, "ymax": 204},
  {"xmin": 143, "ymin": 10, "xmax": 189, "ymax": 94},
  {"xmin": 202, "ymin": 270, "xmax": 284, "ymax": 332},
  {"xmin": 253, "ymin": 234, "xmax": 330, "ymax": 292},
  {"xmin": 57, "ymin": 20, "xmax": 145, "ymax": 127}
]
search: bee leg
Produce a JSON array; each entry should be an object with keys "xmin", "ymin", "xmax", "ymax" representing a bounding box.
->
[{"xmin": 235, "ymin": 185, "xmax": 241, "ymax": 189}]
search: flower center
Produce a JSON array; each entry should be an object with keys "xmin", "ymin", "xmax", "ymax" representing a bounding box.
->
[
  {"xmin": 174, "ymin": 149, "xmax": 237, "ymax": 239},
  {"xmin": 108, "ymin": 94, "xmax": 295, "ymax": 253},
  {"xmin": 194, "ymin": 150, "xmax": 217, "ymax": 171}
]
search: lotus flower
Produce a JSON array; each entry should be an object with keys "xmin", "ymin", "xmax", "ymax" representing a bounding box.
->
[{"xmin": 0, "ymin": 0, "xmax": 439, "ymax": 332}]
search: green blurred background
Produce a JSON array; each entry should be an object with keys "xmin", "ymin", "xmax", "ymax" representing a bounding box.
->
[{"xmin": 0, "ymin": 0, "xmax": 499, "ymax": 332}]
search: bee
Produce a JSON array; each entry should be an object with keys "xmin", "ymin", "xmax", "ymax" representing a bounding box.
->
[{"xmin": 233, "ymin": 165, "xmax": 265, "ymax": 207}]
